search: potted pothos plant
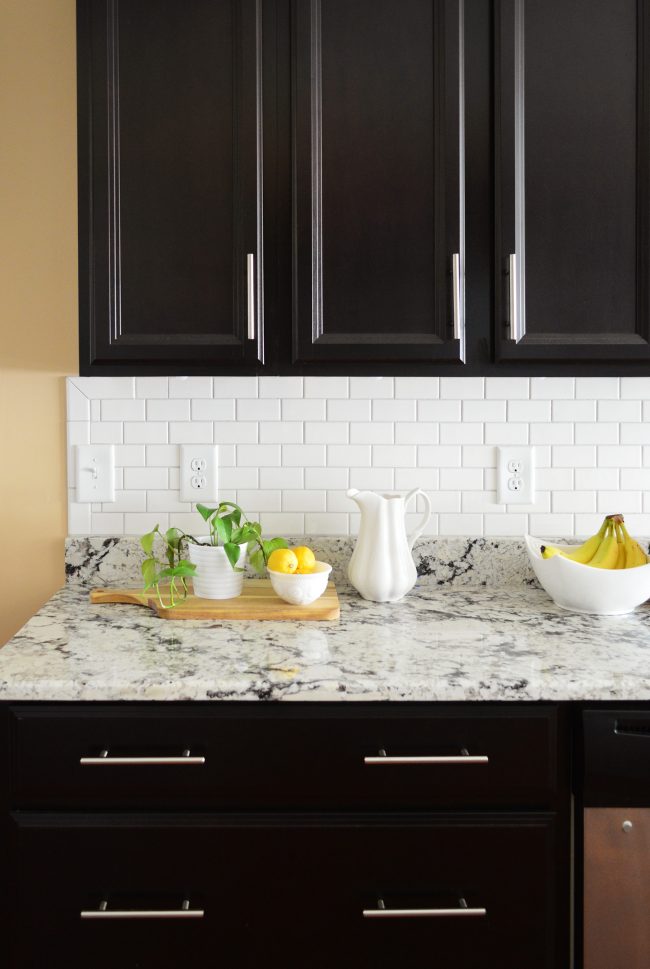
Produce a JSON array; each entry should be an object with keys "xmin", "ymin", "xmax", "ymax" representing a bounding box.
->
[{"xmin": 140, "ymin": 502, "xmax": 288, "ymax": 606}]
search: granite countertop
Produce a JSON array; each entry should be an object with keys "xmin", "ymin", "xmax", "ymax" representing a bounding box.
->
[{"xmin": 2, "ymin": 578, "xmax": 650, "ymax": 702}]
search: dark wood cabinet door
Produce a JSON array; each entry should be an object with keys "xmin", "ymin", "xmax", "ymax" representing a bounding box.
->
[
  {"xmin": 78, "ymin": 0, "xmax": 265, "ymax": 372},
  {"xmin": 292, "ymin": 0, "xmax": 466, "ymax": 365},
  {"xmin": 10, "ymin": 814, "xmax": 560, "ymax": 969},
  {"xmin": 495, "ymin": 0, "xmax": 650, "ymax": 363}
]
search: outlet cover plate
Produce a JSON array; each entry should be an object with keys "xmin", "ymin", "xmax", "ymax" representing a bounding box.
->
[
  {"xmin": 180, "ymin": 445, "xmax": 219, "ymax": 502},
  {"xmin": 75, "ymin": 445, "xmax": 115, "ymax": 503},
  {"xmin": 497, "ymin": 446, "xmax": 535, "ymax": 505}
]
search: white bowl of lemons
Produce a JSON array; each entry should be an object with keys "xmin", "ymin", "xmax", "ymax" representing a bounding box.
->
[
  {"xmin": 525, "ymin": 515, "xmax": 650, "ymax": 615},
  {"xmin": 267, "ymin": 546, "xmax": 332, "ymax": 605}
]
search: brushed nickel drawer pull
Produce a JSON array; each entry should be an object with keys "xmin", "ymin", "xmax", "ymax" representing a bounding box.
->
[
  {"xmin": 364, "ymin": 897, "xmax": 486, "ymax": 919},
  {"xmin": 81, "ymin": 898, "xmax": 204, "ymax": 920},
  {"xmin": 364, "ymin": 747, "xmax": 488, "ymax": 765},
  {"xmin": 247, "ymin": 252, "xmax": 255, "ymax": 340},
  {"xmin": 80, "ymin": 748, "xmax": 205, "ymax": 766}
]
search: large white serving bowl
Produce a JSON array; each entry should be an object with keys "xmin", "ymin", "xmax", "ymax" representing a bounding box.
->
[
  {"xmin": 268, "ymin": 561, "xmax": 332, "ymax": 606},
  {"xmin": 525, "ymin": 534, "xmax": 650, "ymax": 615}
]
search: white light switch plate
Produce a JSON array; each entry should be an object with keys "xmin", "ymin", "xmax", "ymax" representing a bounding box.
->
[
  {"xmin": 180, "ymin": 445, "xmax": 219, "ymax": 502},
  {"xmin": 497, "ymin": 446, "xmax": 535, "ymax": 504},
  {"xmin": 75, "ymin": 445, "xmax": 115, "ymax": 502}
]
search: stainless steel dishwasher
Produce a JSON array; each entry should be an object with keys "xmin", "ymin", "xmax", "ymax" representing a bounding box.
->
[{"xmin": 583, "ymin": 710, "xmax": 650, "ymax": 969}]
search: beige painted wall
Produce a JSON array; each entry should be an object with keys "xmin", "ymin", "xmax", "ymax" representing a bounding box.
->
[{"xmin": 0, "ymin": 0, "xmax": 77, "ymax": 645}]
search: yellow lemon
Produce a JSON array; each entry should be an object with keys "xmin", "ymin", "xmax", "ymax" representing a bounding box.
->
[
  {"xmin": 267, "ymin": 548, "xmax": 299, "ymax": 574},
  {"xmin": 293, "ymin": 546, "xmax": 316, "ymax": 574}
]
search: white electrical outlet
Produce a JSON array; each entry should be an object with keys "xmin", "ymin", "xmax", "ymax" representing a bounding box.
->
[
  {"xmin": 497, "ymin": 446, "xmax": 535, "ymax": 504},
  {"xmin": 75, "ymin": 445, "xmax": 115, "ymax": 502},
  {"xmin": 180, "ymin": 445, "xmax": 219, "ymax": 502}
]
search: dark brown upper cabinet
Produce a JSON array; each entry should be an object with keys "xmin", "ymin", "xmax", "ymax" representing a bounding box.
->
[
  {"xmin": 291, "ymin": 0, "xmax": 466, "ymax": 366},
  {"xmin": 495, "ymin": 0, "xmax": 650, "ymax": 363},
  {"xmin": 77, "ymin": 0, "xmax": 265, "ymax": 372}
]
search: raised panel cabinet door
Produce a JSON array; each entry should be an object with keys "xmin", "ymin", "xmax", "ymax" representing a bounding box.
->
[
  {"xmin": 496, "ymin": 0, "xmax": 650, "ymax": 362},
  {"xmin": 78, "ymin": 0, "xmax": 264, "ymax": 371},
  {"xmin": 292, "ymin": 0, "xmax": 466, "ymax": 364}
]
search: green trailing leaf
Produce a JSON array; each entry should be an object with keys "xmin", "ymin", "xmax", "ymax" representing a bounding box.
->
[
  {"xmin": 261, "ymin": 537, "xmax": 289, "ymax": 562},
  {"xmin": 165, "ymin": 527, "xmax": 183, "ymax": 550},
  {"xmin": 196, "ymin": 503, "xmax": 216, "ymax": 522},
  {"xmin": 141, "ymin": 557, "xmax": 158, "ymax": 589},
  {"xmin": 223, "ymin": 542, "xmax": 242, "ymax": 571},
  {"xmin": 140, "ymin": 529, "xmax": 157, "ymax": 555},
  {"xmin": 248, "ymin": 546, "xmax": 265, "ymax": 576}
]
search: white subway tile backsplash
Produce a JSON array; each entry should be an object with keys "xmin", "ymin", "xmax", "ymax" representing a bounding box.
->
[
  {"xmin": 531, "ymin": 377, "xmax": 574, "ymax": 399},
  {"xmin": 574, "ymin": 423, "xmax": 618, "ymax": 444},
  {"xmin": 373, "ymin": 445, "xmax": 416, "ymax": 468},
  {"xmin": 169, "ymin": 422, "xmax": 211, "ymax": 444},
  {"xmin": 395, "ymin": 423, "xmax": 438, "ymax": 445},
  {"xmin": 464, "ymin": 400, "xmax": 505, "ymax": 422},
  {"xmin": 238, "ymin": 398, "xmax": 281, "ymax": 421},
  {"xmin": 284, "ymin": 398, "xmax": 327, "ymax": 421},
  {"xmin": 260, "ymin": 422, "xmax": 303, "ymax": 444},
  {"xmin": 101, "ymin": 399, "xmax": 146, "ymax": 422},
  {"xmin": 259, "ymin": 376, "xmax": 302, "ymax": 398},
  {"xmin": 71, "ymin": 377, "xmax": 135, "ymax": 399},
  {"xmin": 373, "ymin": 399, "xmax": 417, "ymax": 422},
  {"xmin": 327, "ymin": 398, "xmax": 371, "ymax": 422},
  {"xmin": 123, "ymin": 468, "xmax": 168, "ymax": 490},
  {"xmin": 440, "ymin": 377, "xmax": 483, "ymax": 399},
  {"xmin": 552, "ymin": 399, "xmax": 596, "ymax": 422},
  {"xmin": 600, "ymin": 400, "xmax": 641, "ymax": 422},
  {"xmin": 66, "ymin": 375, "xmax": 650, "ymax": 538},
  {"xmin": 510, "ymin": 400, "xmax": 552, "ymax": 422},
  {"xmin": 553, "ymin": 491, "xmax": 597, "ymax": 513},
  {"xmin": 145, "ymin": 444, "xmax": 179, "ymax": 467},
  {"xmin": 135, "ymin": 377, "xmax": 168, "ymax": 398},
  {"xmin": 351, "ymin": 422, "xmax": 393, "ymax": 444},
  {"xmin": 90, "ymin": 422, "xmax": 123, "ymax": 444},
  {"xmin": 597, "ymin": 491, "xmax": 641, "ymax": 513},
  {"xmin": 190, "ymin": 399, "xmax": 234, "ymax": 421},
  {"xmin": 440, "ymin": 423, "xmax": 482, "ymax": 444},
  {"xmin": 350, "ymin": 377, "xmax": 394, "ymax": 398},
  {"xmin": 67, "ymin": 382, "xmax": 90, "ymax": 421},
  {"xmin": 148, "ymin": 399, "xmax": 192, "ymax": 421},
  {"xmin": 169, "ymin": 376, "xmax": 212, "ymax": 398},
  {"xmin": 576, "ymin": 377, "xmax": 619, "ymax": 399},
  {"xmin": 214, "ymin": 376, "xmax": 258, "ymax": 398},
  {"xmin": 485, "ymin": 377, "xmax": 528, "ymax": 399},
  {"xmin": 418, "ymin": 400, "xmax": 461, "ymax": 422},
  {"xmin": 259, "ymin": 467, "xmax": 302, "ymax": 489},
  {"xmin": 304, "ymin": 376, "xmax": 348, "ymax": 398},
  {"xmin": 395, "ymin": 377, "xmax": 438, "ymax": 398}
]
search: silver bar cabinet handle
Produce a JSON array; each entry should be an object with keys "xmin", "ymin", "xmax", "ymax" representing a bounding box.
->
[
  {"xmin": 247, "ymin": 252, "xmax": 255, "ymax": 340},
  {"xmin": 452, "ymin": 252, "xmax": 462, "ymax": 340},
  {"xmin": 364, "ymin": 748, "xmax": 488, "ymax": 765},
  {"xmin": 80, "ymin": 748, "xmax": 205, "ymax": 766},
  {"xmin": 364, "ymin": 897, "xmax": 486, "ymax": 919},
  {"xmin": 81, "ymin": 899, "xmax": 204, "ymax": 920},
  {"xmin": 508, "ymin": 252, "xmax": 518, "ymax": 341}
]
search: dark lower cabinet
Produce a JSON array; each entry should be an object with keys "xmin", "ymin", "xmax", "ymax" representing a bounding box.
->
[
  {"xmin": 10, "ymin": 814, "xmax": 558, "ymax": 969},
  {"xmin": 78, "ymin": 0, "xmax": 266, "ymax": 371},
  {"xmin": 495, "ymin": 0, "xmax": 650, "ymax": 363},
  {"xmin": 292, "ymin": 0, "xmax": 466, "ymax": 365}
]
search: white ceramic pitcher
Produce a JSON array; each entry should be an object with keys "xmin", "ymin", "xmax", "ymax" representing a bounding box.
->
[{"xmin": 347, "ymin": 488, "xmax": 432, "ymax": 602}]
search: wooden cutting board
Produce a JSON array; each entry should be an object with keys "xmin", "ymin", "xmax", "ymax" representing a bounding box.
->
[{"xmin": 90, "ymin": 579, "xmax": 340, "ymax": 621}]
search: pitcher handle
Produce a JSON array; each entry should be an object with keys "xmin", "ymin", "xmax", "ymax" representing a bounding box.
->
[{"xmin": 405, "ymin": 488, "xmax": 432, "ymax": 551}]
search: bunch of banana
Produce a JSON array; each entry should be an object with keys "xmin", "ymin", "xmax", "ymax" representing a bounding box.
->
[{"xmin": 541, "ymin": 515, "xmax": 649, "ymax": 570}]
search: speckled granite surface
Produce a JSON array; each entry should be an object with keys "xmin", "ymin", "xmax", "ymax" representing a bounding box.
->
[
  {"xmin": 2, "ymin": 577, "xmax": 650, "ymax": 702},
  {"xmin": 64, "ymin": 535, "xmax": 540, "ymax": 590}
]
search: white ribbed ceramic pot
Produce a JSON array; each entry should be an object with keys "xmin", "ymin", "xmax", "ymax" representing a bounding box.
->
[{"xmin": 187, "ymin": 541, "xmax": 247, "ymax": 599}]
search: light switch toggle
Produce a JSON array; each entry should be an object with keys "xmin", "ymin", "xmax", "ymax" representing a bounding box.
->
[{"xmin": 75, "ymin": 445, "xmax": 115, "ymax": 503}]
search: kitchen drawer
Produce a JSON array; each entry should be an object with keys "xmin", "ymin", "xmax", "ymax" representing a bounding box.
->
[
  {"xmin": 583, "ymin": 709, "xmax": 650, "ymax": 806},
  {"xmin": 9, "ymin": 703, "xmax": 561, "ymax": 810},
  {"xmin": 9, "ymin": 813, "xmax": 560, "ymax": 969}
]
